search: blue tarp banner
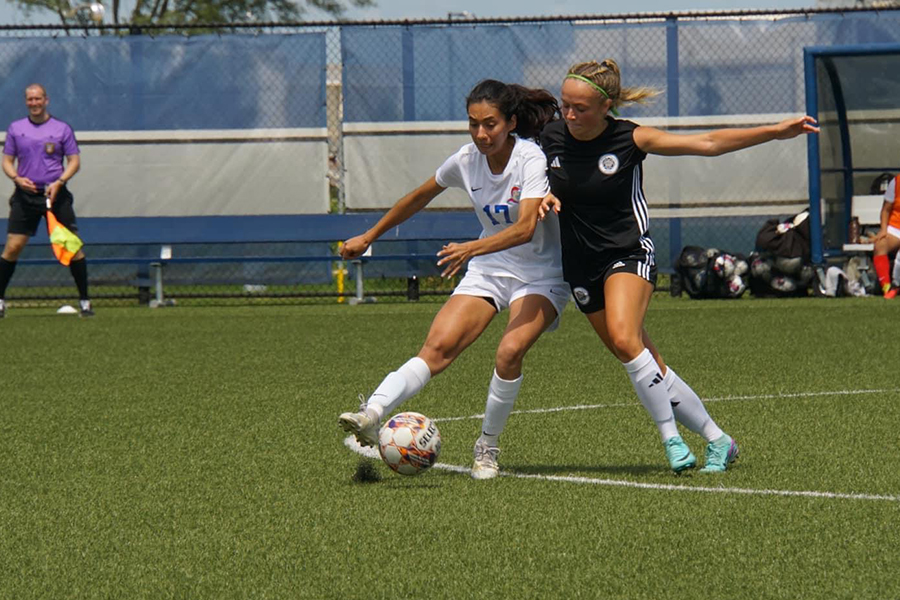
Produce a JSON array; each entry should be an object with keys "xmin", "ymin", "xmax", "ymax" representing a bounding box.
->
[{"xmin": 0, "ymin": 33, "xmax": 327, "ymax": 130}]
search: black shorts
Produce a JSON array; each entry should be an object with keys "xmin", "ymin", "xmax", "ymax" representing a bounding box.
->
[
  {"xmin": 7, "ymin": 187, "xmax": 78, "ymax": 237},
  {"xmin": 566, "ymin": 251, "xmax": 657, "ymax": 314}
]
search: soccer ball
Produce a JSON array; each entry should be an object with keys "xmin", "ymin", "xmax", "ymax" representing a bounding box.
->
[
  {"xmin": 378, "ymin": 412, "xmax": 441, "ymax": 476},
  {"xmin": 726, "ymin": 275, "xmax": 746, "ymax": 297},
  {"xmin": 713, "ymin": 254, "xmax": 735, "ymax": 279}
]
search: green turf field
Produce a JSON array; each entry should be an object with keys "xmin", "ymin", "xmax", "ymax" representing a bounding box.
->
[{"xmin": 1, "ymin": 296, "xmax": 898, "ymax": 599}]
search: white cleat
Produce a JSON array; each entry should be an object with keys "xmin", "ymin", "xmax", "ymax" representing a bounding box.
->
[
  {"xmin": 338, "ymin": 402, "xmax": 379, "ymax": 448},
  {"xmin": 471, "ymin": 439, "xmax": 500, "ymax": 480}
]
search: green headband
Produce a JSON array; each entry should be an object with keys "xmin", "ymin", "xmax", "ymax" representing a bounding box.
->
[{"xmin": 566, "ymin": 74, "xmax": 620, "ymax": 116}]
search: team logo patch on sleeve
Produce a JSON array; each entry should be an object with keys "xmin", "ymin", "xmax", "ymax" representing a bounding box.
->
[
  {"xmin": 598, "ymin": 154, "xmax": 619, "ymax": 175},
  {"xmin": 572, "ymin": 286, "xmax": 590, "ymax": 305}
]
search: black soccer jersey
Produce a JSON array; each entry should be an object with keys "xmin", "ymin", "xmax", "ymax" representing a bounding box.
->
[{"xmin": 540, "ymin": 117, "xmax": 655, "ymax": 280}]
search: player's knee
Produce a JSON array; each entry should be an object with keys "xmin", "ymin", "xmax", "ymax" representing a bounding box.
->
[
  {"xmin": 607, "ymin": 328, "xmax": 643, "ymax": 362},
  {"xmin": 2, "ymin": 242, "xmax": 25, "ymax": 260},
  {"xmin": 494, "ymin": 340, "xmax": 526, "ymax": 373},
  {"xmin": 418, "ymin": 340, "xmax": 457, "ymax": 375}
]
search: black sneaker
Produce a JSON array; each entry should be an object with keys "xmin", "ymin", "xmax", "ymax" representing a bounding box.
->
[{"xmin": 79, "ymin": 299, "xmax": 95, "ymax": 317}]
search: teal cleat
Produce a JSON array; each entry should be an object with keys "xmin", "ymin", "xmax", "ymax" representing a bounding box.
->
[
  {"xmin": 699, "ymin": 435, "xmax": 739, "ymax": 473},
  {"xmin": 664, "ymin": 436, "xmax": 697, "ymax": 473}
]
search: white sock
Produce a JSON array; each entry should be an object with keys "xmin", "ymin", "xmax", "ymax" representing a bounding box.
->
[
  {"xmin": 624, "ymin": 349, "xmax": 679, "ymax": 442},
  {"xmin": 479, "ymin": 370, "xmax": 523, "ymax": 446},
  {"xmin": 366, "ymin": 357, "xmax": 432, "ymax": 421},
  {"xmin": 665, "ymin": 368, "xmax": 724, "ymax": 443}
]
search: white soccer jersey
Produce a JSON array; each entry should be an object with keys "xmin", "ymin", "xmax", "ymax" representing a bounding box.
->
[{"xmin": 435, "ymin": 136, "xmax": 562, "ymax": 283}]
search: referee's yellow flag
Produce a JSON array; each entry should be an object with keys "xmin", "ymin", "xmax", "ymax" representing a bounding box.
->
[{"xmin": 46, "ymin": 198, "xmax": 82, "ymax": 266}]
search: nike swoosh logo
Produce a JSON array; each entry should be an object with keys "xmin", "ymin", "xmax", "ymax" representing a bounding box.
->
[
  {"xmin": 670, "ymin": 400, "xmax": 681, "ymax": 407},
  {"xmin": 471, "ymin": 187, "xmax": 482, "ymax": 191}
]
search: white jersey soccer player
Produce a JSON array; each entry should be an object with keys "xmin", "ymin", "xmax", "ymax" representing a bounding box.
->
[
  {"xmin": 339, "ymin": 80, "xmax": 569, "ymax": 479},
  {"xmin": 436, "ymin": 136, "xmax": 567, "ymax": 316}
]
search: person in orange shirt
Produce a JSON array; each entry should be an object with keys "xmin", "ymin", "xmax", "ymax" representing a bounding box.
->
[{"xmin": 873, "ymin": 174, "xmax": 900, "ymax": 299}]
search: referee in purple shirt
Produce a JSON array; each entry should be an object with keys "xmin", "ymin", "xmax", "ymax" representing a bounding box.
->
[{"xmin": 0, "ymin": 83, "xmax": 93, "ymax": 318}]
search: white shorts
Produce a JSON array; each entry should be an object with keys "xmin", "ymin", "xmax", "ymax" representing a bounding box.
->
[
  {"xmin": 452, "ymin": 271, "xmax": 571, "ymax": 332},
  {"xmin": 888, "ymin": 225, "xmax": 900, "ymax": 239}
]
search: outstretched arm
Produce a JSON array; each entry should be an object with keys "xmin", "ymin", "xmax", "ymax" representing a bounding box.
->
[
  {"xmin": 436, "ymin": 197, "xmax": 542, "ymax": 278},
  {"xmin": 340, "ymin": 176, "xmax": 445, "ymax": 259},
  {"xmin": 634, "ymin": 115, "xmax": 819, "ymax": 157}
]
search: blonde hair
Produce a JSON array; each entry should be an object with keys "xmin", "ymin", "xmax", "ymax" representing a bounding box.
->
[{"xmin": 566, "ymin": 59, "xmax": 659, "ymax": 111}]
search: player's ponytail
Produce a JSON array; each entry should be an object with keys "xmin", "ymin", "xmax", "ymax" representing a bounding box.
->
[
  {"xmin": 466, "ymin": 79, "xmax": 559, "ymax": 141},
  {"xmin": 508, "ymin": 85, "xmax": 560, "ymax": 139}
]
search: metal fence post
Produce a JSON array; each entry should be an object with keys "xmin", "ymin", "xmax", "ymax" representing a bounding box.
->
[
  {"xmin": 666, "ymin": 16, "xmax": 682, "ymax": 271},
  {"xmin": 349, "ymin": 259, "xmax": 375, "ymax": 305}
]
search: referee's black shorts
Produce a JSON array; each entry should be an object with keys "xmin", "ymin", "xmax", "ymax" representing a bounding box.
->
[{"xmin": 7, "ymin": 187, "xmax": 78, "ymax": 237}]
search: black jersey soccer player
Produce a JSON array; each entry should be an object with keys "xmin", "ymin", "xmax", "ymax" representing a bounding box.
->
[
  {"xmin": 0, "ymin": 84, "xmax": 93, "ymax": 318},
  {"xmin": 338, "ymin": 80, "xmax": 570, "ymax": 479},
  {"xmin": 539, "ymin": 59, "xmax": 819, "ymax": 473}
]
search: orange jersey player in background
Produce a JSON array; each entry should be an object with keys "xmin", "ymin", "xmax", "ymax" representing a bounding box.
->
[{"xmin": 873, "ymin": 175, "xmax": 900, "ymax": 299}]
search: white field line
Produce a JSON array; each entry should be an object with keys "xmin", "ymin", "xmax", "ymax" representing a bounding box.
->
[
  {"xmin": 343, "ymin": 436, "xmax": 900, "ymax": 503},
  {"xmin": 430, "ymin": 388, "xmax": 900, "ymax": 423},
  {"xmin": 343, "ymin": 387, "xmax": 900, "ymax": 503}
]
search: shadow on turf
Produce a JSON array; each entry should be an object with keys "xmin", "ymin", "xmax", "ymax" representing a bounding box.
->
[{"xmin": 350, "ymin": 458, "xmax": 445, "ymax": 488}]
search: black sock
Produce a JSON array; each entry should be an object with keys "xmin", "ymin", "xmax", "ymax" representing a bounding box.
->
[
  {"xmin": 0, "ymin": 257, "xmax": 17, "ymax": 299},
  {"xmin": 69, "ymin": 257, "xmax": 89, "ymax": 301}
]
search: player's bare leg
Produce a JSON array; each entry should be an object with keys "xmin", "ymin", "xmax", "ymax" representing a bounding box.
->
[
  {"xmin": 589, "ymin": 273, "xmax": 695, "ymax": 472},
  {"xmin": 473, "ymin": 294, "xmax": 557, "ymax": 480},
  {"xmin": 339, "ymin": 295, "xmax": 496, "ymax": 446}
]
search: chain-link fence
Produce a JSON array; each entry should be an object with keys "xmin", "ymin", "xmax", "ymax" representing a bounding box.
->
[{"xmin": 0, "ymin": 7, "xmax": 897, "ymax": 308}]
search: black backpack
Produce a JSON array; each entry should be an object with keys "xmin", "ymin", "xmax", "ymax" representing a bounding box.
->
[
  {"xmin": 870, "ymin": 172, "xmax": 895, "ymax": 195},
  {"xmin": 755, "ymin": 210, "xmax": 811, "ymax": 263}
]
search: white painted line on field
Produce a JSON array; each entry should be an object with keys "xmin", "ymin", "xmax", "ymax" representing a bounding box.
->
[
  {"xmin": 430, "ymin": 388, "xmax": 900, "ymax": 423},
  {"xmin": 343, "ymin": 436, "xmax": 900, "ymax": 503},
  {"xmin": 502, "ymin": 472, "xmax": 900, "ymax": 502}
]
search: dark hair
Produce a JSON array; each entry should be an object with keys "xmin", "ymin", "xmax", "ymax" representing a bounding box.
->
[{"xmin": 465, "ymin": 79, "xmax": 559, "ymax": 140}]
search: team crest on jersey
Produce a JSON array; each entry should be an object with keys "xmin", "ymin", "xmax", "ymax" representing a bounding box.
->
[
  {"xmin": 508, "ymin": 186, "xmax": 521, "ymax": 204},
  {"xmin": 598, "ymin": 153, "xmax": 619, "ymax": 175},
  {"xmin": 44, "ymin": 143, "xmax": 55, "ymax": 155},
  {"xmin": 572, "ymin": 286, "xmax": 590, "ymax": 306}
]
